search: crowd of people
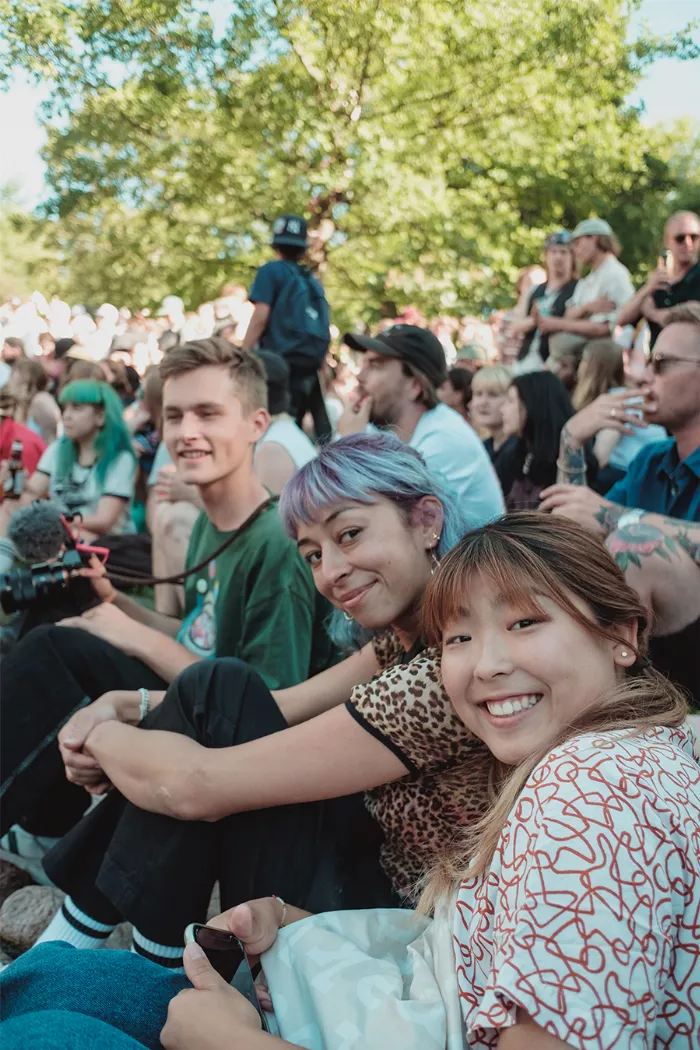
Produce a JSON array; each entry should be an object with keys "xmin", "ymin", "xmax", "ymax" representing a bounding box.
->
[{"xmin": 0, "ymin": 207, "xmax": 699, "ymax": 1049}]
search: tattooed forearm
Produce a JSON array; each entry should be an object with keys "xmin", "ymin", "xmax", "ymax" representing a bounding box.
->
[
  {"xmin": 593, "ymin": 502, "xmax": 624, "ymax": 534},
  {"xmin": 607, "ymin": 523, "xmax": 683, "ymax": 572},
  {"xmin": 605, "ymin": 514, "xmax": 700, "ymax": 572},
  {"xmin": 557, "ymin": 427, "xmax": 588, "ymax": 485}
]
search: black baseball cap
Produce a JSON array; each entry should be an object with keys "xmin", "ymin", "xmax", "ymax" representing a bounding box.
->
[
  {"xmin": 343, "ymin": 325, "xmax": 447, "ymax": 388},
  {"xmin": 271, "ymin": 214, "xmax": 308, "ymax": 248}
]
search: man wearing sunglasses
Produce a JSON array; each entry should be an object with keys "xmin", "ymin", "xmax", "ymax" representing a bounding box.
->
[
  {"xmin": 617, "ymin": 211, "xmax": 700, "ymax": 349},
  {"xmin": 540, "ymin": 303, "xmax": 700, "ymax": 706}
]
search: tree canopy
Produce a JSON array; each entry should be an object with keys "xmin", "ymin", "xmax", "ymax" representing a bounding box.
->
[{"xmin": 1, "ymin": 0, "xmax": 699, "ymax": 325}]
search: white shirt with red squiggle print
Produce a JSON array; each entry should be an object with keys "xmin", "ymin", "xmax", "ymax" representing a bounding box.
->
[{"xmin": 453, "ymin": 724, "xmax": 700, "ymax": 1050}]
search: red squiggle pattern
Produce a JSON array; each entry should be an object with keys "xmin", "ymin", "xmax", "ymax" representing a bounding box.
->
[{"xmin": 453, "ymin": 725, "xmax": 700, "ymax": 1049}]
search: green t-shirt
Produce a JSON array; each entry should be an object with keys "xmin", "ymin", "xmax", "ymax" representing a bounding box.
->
[{"xmin": 176, "ymin": 501, "xmax": 334, "ymax": 689}]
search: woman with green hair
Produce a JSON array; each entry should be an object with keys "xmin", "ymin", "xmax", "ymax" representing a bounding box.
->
[{"xmin": 22, "ymin": 380, "xmax": 137, "ymax": 539}]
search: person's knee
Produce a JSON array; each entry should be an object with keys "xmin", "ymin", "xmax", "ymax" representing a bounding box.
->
[
  {"xmin": 0, "ymin": 1010, "xmax": 147, "ymax": 1050},
  {"xmin": 0, "ymin": 941, "xmax": 187, "ymax": 1030},
  {"xmin": 174, "ymin": 658, "xmax": 264, "ymax": 715}
]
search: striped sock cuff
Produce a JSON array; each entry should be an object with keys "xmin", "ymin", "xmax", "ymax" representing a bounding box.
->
[
  {"xmin": 63, "ymin": 898, "xmax": 114, "ymax": 939},
  {"xmin": 132, "ymin": 929, "xmax": 185, "ymax": 968}
]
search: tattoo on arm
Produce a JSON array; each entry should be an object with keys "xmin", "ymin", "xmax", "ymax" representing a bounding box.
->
[
  {"xmin": 557, "ymin": 427, "xmax": 588, "ymax": 486},
  {"xmin": 593, "ymin": 502, "xmax": 624, "ymax": 534},
  {"xmin": 605, "ymin": 517, "xmax": 700, "ymax": 573}
]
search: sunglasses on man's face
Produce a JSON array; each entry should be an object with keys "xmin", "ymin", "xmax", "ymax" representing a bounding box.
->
[
  {"xmin": 673, "ymin": 232, "xmax": 700, "ymax": 244},
  {"xmin": 649, "ymin": 352, "xmax": 700, "ymax": 375}
]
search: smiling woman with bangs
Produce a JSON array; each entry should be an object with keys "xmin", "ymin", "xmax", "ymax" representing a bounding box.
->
[
  {"xmin": 418, "ymin": 513, "xmax": 700, "ymax": 1049},
  {"xmin": 5, "ymin": 513, "xmax": 698, "ymax": 1050}
]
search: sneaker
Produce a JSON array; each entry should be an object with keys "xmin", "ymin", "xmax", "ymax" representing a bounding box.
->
[{"xmin": 0, "ymin": 826, "xmax": 58, "ymax": 886}]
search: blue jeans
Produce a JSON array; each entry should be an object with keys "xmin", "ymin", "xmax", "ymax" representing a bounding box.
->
[{"xmin": 0, "ymin": 942, "xmax": 188, "ymax": 1049}]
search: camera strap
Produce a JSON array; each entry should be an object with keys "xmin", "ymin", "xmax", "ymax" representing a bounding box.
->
[{"xmin": 105, "ymin": 495, "xmax": 279, "ymax": 588}]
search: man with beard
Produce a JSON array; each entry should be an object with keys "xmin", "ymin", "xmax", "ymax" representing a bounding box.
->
[
  {"xmin": 340, "ymin": 325, "xmax": 504, "ymax": 525},
  {"xmin": 540, "ymin": 303, "xmax": 700, "ymax": 705}
]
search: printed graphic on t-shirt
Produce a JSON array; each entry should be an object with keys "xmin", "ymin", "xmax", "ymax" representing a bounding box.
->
[
  {"xmin": 53, "ymin": 466, "xmax": 96, "ymax": 514},
  {"xmin": 178, "ymin": 560, "xmax": 219, "ymax": 657}
]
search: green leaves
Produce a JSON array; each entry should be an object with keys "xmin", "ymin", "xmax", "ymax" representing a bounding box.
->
[{"xmin": 1, "ymin": 0, "xmax": 698, "ymax": 323}]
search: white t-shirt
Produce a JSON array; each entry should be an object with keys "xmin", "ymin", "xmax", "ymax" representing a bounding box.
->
[
  {"xmin": 257, "ymin": 417, "xmax": 317, "ymax": 471},
  {"xmin": 148, "ymin": 439, "xmax": 173, "ymax": 484},
  {"xmin": 568, "ymin": 255, "xmax": 635, "ymax": 343},
  {"xmin": 454, "ymin": 723, "xmax": 700, "ymax": 1049},
  {"xmin": 37, "ymin": 441, "xmax": 136, "ymax": 534},
  {"xmin": 409, "ymin": 404, "xmax": 505, "ymax": 527}
]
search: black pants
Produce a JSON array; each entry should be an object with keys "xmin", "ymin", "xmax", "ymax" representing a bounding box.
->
[
  {"xmin": 0, "ymin": 626, "xmax": 166, "ymax": 838},
  {"xmin": 289, "ymin": 371, "xmax": 332, "ymax": 444},
  {"xmin": 42, "ymin": 659, "xmax": 396, "ymax": 947}
]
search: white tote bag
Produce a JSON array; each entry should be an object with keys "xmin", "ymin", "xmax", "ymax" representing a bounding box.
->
[{"xmin": 260, "ymin": 905, "xmax": 467, "ymax": 1050}]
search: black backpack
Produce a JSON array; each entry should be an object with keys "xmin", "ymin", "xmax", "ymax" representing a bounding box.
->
[{"xmin": 273, "ymin": 263, "xmax": 331, "ymax": 367}]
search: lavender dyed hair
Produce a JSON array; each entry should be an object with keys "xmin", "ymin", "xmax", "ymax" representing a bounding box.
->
[{"xmin": 279, "ymin": 432, "xmax": 471, "ymax": 648}]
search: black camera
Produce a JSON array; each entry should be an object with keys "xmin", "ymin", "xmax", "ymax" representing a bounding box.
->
[
  {"xmin": 0, "ymin": 548, "xmax": 90, "ymax": 615},
  {"xmin": 0, "ymin": 505, "xmax": 104, "ymax": 628}
]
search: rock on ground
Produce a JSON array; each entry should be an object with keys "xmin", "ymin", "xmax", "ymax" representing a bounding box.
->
[
  {"xmin": 0, "ymin": 885, "xmax": 65, "ymax": 955},
  {"xmin": 106, "ymin": 922, "xmax": 133, "ymax": 950},
  {"xmin": 0, "ymin": 860, "xmax": 35, "ymax": 907}
]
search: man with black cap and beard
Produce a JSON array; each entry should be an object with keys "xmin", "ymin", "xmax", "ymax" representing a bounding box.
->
[{"xmin": 341, "ymin": 324, "xmax": 504, "ymax": 525}]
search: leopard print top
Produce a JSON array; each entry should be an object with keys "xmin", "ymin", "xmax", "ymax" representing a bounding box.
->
[{"xmin": 346, "ymin": 630, "xmax": 493, "ymax": 901}]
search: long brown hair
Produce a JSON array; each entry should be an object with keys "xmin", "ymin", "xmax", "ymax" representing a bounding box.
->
[
  {"xmin": 572, "ymin": 338, "xmax": 624, "ymax": 411},
  {"xmin": 419, "ymin": 513, "xmax": 688, "ymax": 910}
]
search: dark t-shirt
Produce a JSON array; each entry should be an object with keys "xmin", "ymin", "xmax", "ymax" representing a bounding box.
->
[
  {"xmin": 177, "ymin": 501, "xmax": 335, "ymax": 689},
  {"xmin": 483, "ymin": 435, "xmax": 521, "ymax": 497},
  {"xmin": 650, "ymin": 262, "xmax": 700, "ymax": 348},
  {"xmin": 249, "ymin": 260, "xmax": 325, "ymax": 359}
]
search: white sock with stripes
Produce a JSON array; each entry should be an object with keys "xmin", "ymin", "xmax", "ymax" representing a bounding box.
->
[
  {"xmin": 34, "ymin": 897, "xmax": 115, "ymax": 949},
  {"xmin": 131, "ymin": 928, "xmax": 185, "ymax": 972}
]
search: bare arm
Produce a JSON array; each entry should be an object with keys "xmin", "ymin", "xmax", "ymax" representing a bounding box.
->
[
  {"xmin": 616, "ymin": 285, "xmax": 652, "ymax": 328},
  {"xmin": 499, "ymin": 1013, "xmax": 572, "ymax": 1050},
  {"xmin": 241, "ymin": 303, "xmax": 271, "ymax": 350},
  {"xmin": 112, "ymin": 590, "xmax": 182, "ymax": 637},
  {"xmin": 272, "ymin": 642, "xmax": 380, "ymax": 726},
  {"xmin": 593, "ymin": 427, "xmax": 621, "ymax": 468},
  {"xmin": 594, "ymin": 504, "xmax": 700, "ymax": 569},
  {"xmin": 84, "ymin": 702, "xmax": 409, "ymax": 820},
  {"xmin": 253, "ymin": 442, "xmax": 297, "ymax": 496},
  {"xmin": 19, "ymin": 469, "xmax": 50, "ymax": 506},
  {"xmin": 544, "ymin": 316, "xmax": 610, "ymax": 338},
  {"xmin": 79, "ymin": 495, "xmax": 129, "ymax": 537}
]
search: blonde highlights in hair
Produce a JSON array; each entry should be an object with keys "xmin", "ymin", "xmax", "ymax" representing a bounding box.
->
[
  {"xmin": 572, "ymin": 338, "xmax": 624, "ymax": 411},
  {"xmin": 160, "ymin": 337, "xmax": 267, "ymax": 413},
  {"xmin": 418, "ymin": 513, "xmax": 688, "ymax": 911}
]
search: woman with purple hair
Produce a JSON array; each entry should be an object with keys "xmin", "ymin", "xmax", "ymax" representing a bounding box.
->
[{"xmin": 29, "ymin": 433, "xmax": 494, "ymax": 971}]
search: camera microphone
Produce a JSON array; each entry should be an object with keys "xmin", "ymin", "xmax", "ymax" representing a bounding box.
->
[{"xmin": 7, "ymin": 502, "xmax": 67, "ymax": 565}]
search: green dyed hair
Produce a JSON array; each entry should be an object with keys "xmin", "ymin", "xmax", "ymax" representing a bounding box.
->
[{"xmin": 57, "ymin": 380, "xmax": 135, "ymax": 485}]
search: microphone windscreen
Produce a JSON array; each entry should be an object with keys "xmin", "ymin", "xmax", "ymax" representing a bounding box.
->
[{"xmin": 7, "ymin": 502, "xmax": 66, "ymax": 564}]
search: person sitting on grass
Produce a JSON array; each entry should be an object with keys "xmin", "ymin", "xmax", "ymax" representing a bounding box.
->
[
  {"xmin": 0, "ymin": 338, "xmax": 334, "ymax": 869},
  {"xmin": 17, "ymin": 433, "xmax": 492, "ymax": 970},
  {"xmin": 1, "ymin": 515, "xmax": 697, "ymax": 1050}
]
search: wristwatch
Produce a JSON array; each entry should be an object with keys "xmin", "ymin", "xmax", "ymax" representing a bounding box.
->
[{"xmin": 616, "ymin": 508, "xmax": 645, "ymax": 529}]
